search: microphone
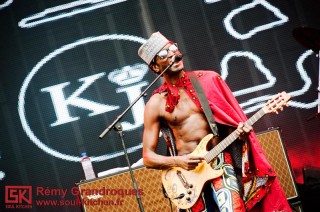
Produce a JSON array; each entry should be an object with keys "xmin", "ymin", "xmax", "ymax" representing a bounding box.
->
[
  {"xmin": 171, "ymin": 54, "xmax": 183, "ymax": 63},
  {"xmin": 170, "ymin": 54, "xmax": 183, "ymax": 65}
]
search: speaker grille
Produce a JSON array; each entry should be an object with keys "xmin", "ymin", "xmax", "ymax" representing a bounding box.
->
[
  {"xmin": 77, "ymin": 167, "xmax": 172, "ymax": 212},
  {"xmin": 257, "ymin": 128, "xmax": 298, "ymax": 200}
]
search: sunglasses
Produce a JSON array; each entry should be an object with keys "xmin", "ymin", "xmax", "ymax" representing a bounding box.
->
[{"xmin": 156, "ymin": 43, "xmax": 179, "ymax": 60}]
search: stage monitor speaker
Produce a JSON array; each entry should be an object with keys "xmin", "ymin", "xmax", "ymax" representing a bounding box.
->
[
  {"xmin": 256, "ymin": 128, "xmax": 299, "ymax": 200},
  {"xmin": 76, "ymin": 166, "xmax": 173, "ymax": 212}
]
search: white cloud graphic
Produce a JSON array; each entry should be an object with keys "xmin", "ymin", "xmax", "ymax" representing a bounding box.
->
[
  {"xmin": 223, "ymin": 0, "xmax": 288, "ymax": 40},
  {"xmin": 221, "ymin": 51, "xmax": 276, "ymax": 97}
]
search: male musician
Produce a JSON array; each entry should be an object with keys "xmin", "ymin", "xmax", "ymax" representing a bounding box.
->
[{"xmin": 138, "ymin": 32, "xmax": 291, "ymax": 211}]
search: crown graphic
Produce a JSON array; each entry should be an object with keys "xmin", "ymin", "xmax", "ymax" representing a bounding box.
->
[{"xmin": 108, "ymin": 63, "xmax": 148, "ymax": 86}]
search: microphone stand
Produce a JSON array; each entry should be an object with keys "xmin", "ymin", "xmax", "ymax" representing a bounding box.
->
[{"xmin": 99, "ymin": 57, "xmax": 177, "ymax": 212}]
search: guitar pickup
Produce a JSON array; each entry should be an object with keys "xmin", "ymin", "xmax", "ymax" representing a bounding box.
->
[{"xmin": 173, "ymin": 193, "xmax": 185, "ymax": 199}]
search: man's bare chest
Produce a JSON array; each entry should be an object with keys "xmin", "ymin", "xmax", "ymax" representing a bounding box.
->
[{"xmin": 160, "ymin": 89, "xmax": 202, "ymax": 124}]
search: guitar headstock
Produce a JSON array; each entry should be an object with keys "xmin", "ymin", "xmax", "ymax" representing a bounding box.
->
[{"xmin": 263, "ymin": 91, "xmax": 291, "ymax": 114}]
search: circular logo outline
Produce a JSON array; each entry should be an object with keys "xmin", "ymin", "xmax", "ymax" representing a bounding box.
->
[{"xmin": 18, "ymin": 34, "xmax": 146, "ymax": 162}]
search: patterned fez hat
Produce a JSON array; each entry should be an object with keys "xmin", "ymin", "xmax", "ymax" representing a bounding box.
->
[{"xmin": 138, "ymin": 32, "xmax": 169, "ymax": 65}]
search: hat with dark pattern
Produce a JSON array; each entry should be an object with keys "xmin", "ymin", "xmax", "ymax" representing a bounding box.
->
[{"xmin": 138, "ymin": 32, "xmax": 169, "ymax": 65}]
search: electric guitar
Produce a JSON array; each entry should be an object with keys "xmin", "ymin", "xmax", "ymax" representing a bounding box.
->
[{"xmin": 161, "ymin": 91, "xmax": 291, "ymax": 209}]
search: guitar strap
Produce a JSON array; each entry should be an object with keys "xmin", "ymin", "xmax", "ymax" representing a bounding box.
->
[{"xmin": 189, "ymin": 72, "xmax": 219, "ymax": 137}]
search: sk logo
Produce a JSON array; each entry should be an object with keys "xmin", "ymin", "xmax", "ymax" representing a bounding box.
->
[{"xmin": 5, "ymin": 186, "xmax": 32, "ymax": 205}]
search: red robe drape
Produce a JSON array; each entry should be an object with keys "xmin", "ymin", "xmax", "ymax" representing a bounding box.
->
[{"xmin": 192, "ymin": 70, "xmax": 291, "ymax": 211}]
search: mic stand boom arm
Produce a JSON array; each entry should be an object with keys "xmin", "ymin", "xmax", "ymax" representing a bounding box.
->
[
  {"xmin": 99, "ymin": 57, "xmax": 176, "ymax": 139},
  {"xmin": 98, "ymin": 57, "xmax": 176, "ymax": 212}
]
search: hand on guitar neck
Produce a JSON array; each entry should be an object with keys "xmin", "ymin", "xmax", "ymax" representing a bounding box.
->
[{"xmin": 235, "ymin": 122, "xmax": 253, "ymax": 140}]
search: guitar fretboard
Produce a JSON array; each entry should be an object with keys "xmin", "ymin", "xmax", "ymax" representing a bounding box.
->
[{"xmin": 204, "ymin": 108, "xmax": 265, "ymax": 163}]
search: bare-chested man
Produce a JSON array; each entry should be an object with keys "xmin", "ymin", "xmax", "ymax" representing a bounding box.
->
[{"xmin": 138, "ymin": 32, "xmax": 291, "ymax": 212}]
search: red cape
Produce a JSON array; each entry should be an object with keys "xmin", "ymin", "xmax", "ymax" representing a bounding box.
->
[{"xmin": 194, "ymin": 70, "xmax": 291, "ymax": 211}]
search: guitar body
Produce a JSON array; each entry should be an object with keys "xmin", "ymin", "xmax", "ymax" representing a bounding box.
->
[{"xmin": 161, "ymin": 134, "xmax": 224, "ymax": 209}]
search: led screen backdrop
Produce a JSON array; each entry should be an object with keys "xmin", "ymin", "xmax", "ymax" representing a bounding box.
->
[{"xmin": 1, "ymin": 0, "xmax": 319, "ymax": 211}]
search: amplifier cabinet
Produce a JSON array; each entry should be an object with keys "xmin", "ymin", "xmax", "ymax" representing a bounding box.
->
[
  {"xmin": 76, "ymin": 128, "xmax": 298, "ymax": 211},
  {"xmin": 256, "ymin": 128, "xmax": 299, "ymax": 200},
  {"xmin": 76, "ymin": 166, "xmax": 172, "ymax": 212}
]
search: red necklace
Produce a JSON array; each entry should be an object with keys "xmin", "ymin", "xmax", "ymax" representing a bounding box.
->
[{"xmin": 152, "ymin": 72, "xmax": 202, "ymax": 113}]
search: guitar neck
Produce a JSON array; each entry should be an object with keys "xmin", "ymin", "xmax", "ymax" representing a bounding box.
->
[{"xmin": 204, "ymin": 108, "xmax": 266, "ymax": 163}]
